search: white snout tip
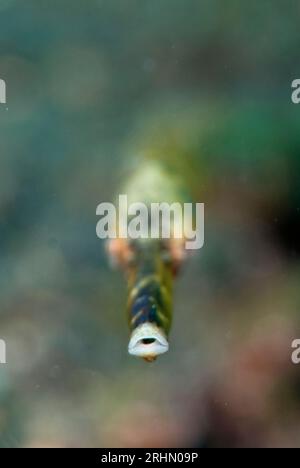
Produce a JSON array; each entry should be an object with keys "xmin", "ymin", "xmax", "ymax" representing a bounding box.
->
[{"xmin": 128, "ymin": 323, "xmax": 169, "ymax": 360}]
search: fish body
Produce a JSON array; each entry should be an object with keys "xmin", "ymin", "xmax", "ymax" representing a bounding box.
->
[
  {"xmin": 127, "ymin": 239, "xmax": 174, "ymax": 361},
  {"xmin": 108, "ymin": 161, "xmax": 189, "ymax": 361}
]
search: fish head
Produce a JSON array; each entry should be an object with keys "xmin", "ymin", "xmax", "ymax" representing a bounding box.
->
[{"xmin": 128, "ymin": 323, "xmax": 169, "ymax": 361}]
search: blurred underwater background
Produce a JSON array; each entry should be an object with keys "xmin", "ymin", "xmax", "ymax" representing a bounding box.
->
[{"xmin": 0, "ymin": 0, "xmax": 300, "ymax": 447}]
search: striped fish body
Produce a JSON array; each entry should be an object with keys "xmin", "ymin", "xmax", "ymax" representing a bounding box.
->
[
  {"xmin": 108, "ymin": 161, "xmax": 189, "ymax": 361},
  {"xmin": 127, "ymin": 240, "xmax": 174, "ymax": 361}
]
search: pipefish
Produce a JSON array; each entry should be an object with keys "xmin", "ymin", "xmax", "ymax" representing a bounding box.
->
[{"xmin": 107, "ymin": 162, "xmax": 190, "ymax": 362}]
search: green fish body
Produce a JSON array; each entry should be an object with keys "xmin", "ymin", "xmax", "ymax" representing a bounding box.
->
[{"xmin": 108, "ymin": 161, "xmax": 189, "ymax": 361}]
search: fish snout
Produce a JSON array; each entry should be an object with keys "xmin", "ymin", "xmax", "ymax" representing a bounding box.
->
[{"xmin": 128, "ymin": 323, "xmax": 169, "ymax": 361}]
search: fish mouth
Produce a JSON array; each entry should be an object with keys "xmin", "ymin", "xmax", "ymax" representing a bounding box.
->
[{"xmin": 128, "ymin": 323, "xmax": 169, "ymax": 360}]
